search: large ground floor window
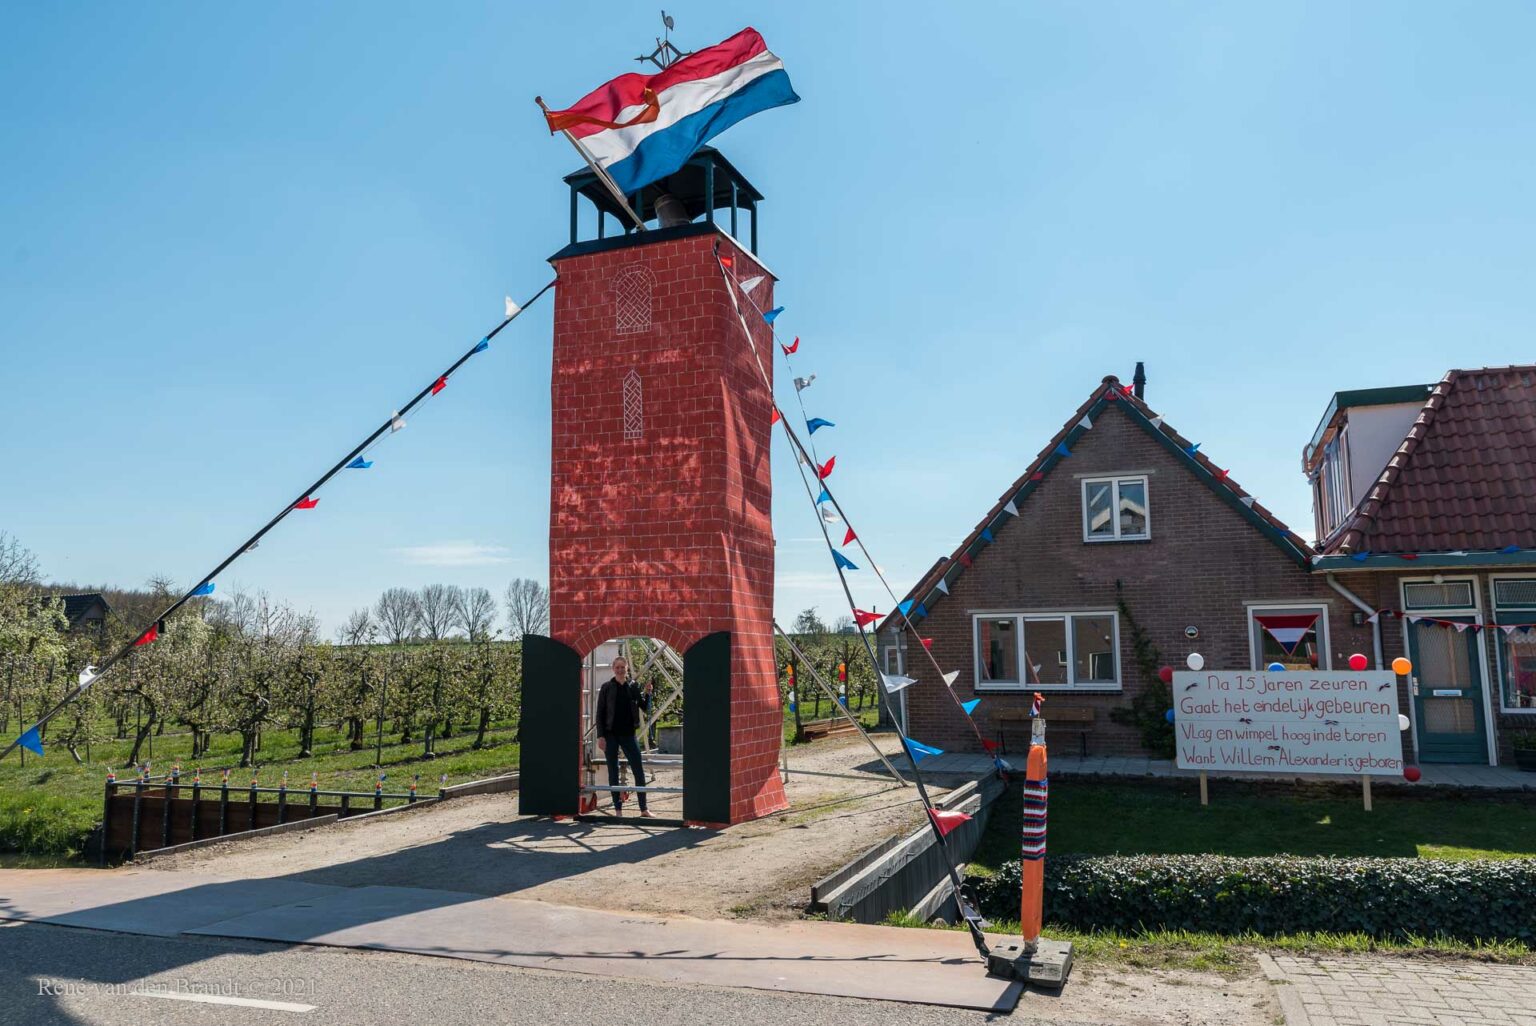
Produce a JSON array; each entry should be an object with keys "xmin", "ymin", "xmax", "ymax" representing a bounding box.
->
[
  {"xmin": 1493, "ymin": 577, "xmax": 1536, "ymax": 711},
  {"xmin": 972, "ymin": 611, "xmax": 1120, "ymax": 691}
]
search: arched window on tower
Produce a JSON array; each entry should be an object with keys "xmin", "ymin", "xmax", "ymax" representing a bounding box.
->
[
  {"xmin": 623, "ymin": 369, "xmax": 644, "ymax": 440},
  {"xmin": 612, "ymin": 264, "xmax": 654, "ymax": 335}
]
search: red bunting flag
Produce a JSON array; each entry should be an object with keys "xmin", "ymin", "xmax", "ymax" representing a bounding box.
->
[
  {"xmin": 921, "ymin": 637, "xmax": 934, "ymax": 650},
  {"xmin": 431, "ymin": 376, "xmax": 447, "ymax": 395},
  {"xmin": 134, "ymin": 623, "xmax": 159, "ymax": 648},
  {"xmin": 1104, "ymin": 389, "xmax": 1119, "ymax": 401},
  {"xmin": 852, "ymin": 609, "xmax": 880, "ymax": 627},
  {"xmin": 782, "ymin": 337, "xmax": 799, "ymax": 355},
  {"xmin": 1122, "ymin": 384, "xmax": 1134, "ymax": 396},
  {"xmin": 1030, "ymin": 471, "xmax": 1045, "ymax": 481},
  {"xmin": 959, "ymin": 553, "xmax": 972, "ymax": 568},
  {"xmin": 928, "ymin": 808, "xmax": 972, "ymax": 838},
  {"xmin": 721, "ymin": 256, "xmax": 733, "ymax": 268},
  {"xmin": 771, "ymin": 407, "xmax": 781, "ymax": 424},
  {"xmin": 1397, "ymin": 553, "xmax": 1419, "ymax": 561},
  {"xmin": 294, "ymin": 497, "xmax": 319, "ymax": 510},
  {"xmin": 842, "ymin": 526, "xmax": 856, "ymax": 546},
  {"xmin": 818, "ymin": 456, "xmax": 836, "ymax": 480},
  {"xmin": 980, "ymin": 738, "xmax": 1000, "ymax": 753}
]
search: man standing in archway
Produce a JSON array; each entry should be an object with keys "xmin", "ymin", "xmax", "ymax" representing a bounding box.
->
[{"xmin": 596, "ymin": 656, "xmax": 656, "ymax": 818}]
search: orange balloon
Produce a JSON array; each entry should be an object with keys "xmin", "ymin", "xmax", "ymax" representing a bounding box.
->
[{"xmin": 1392, "ymin": 656, "xmax": 1412, "ymax": 676}]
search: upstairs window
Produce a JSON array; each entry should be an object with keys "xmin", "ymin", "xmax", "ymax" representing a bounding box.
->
[{"xmin": 1082, "ymin": 476, "xmax": 1149, "ymax": 542}]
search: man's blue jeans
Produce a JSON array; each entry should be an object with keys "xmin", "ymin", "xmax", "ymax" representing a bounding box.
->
[{"xmin": 603, "ymin": 732, "xmax": 647, "ymax": 812}]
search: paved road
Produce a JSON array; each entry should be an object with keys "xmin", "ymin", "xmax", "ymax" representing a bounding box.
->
[{"xmin": 0, "ymin": 922, "xmax": 1083, "ymax": 1026}]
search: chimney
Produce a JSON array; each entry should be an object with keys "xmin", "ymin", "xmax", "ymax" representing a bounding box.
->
[{"xmin": 1133, "ymin": 361, "xmax": 1147, "ymax": 400}]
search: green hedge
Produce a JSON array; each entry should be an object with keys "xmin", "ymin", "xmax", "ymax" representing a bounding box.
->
[{"xmin": 970, "ymin": 855, "xmax": 1536, "ymax": 942}]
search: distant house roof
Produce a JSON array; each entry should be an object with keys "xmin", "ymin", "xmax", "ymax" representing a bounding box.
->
[
  {"xmin": 54, "ymin": 593, "xmax": 110, "ymax": 627},
  {"xmin": 882, "ymin": 375, "xmax": 1315, "ymax": 632},
  {"xmin": 1322, "ymin": 365, "xmax": 1536, "ymax": 556}
]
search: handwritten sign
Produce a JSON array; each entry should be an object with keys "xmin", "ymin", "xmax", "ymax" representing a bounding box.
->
[{"xmin": 1174, "ymin": 670, "xmax": 1403, "ymax": 775}]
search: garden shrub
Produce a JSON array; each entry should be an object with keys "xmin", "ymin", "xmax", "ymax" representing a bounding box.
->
[{"xmin": 970, "ymin": 854, "xmax": 1536, "ymax": 942}]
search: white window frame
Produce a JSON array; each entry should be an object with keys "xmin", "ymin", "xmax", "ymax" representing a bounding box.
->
[
  {"xmin": 1245, "ymin": 603, "xmax": 1332, "ymax": 672},
  {"xmin": 1489, "ymin": 574, "xmax": 1536, "ymax": 716},
  {"xmin": 971, "ymin": 610, "xmax": 1122, "ymax": 693},
  {"xmin": 1081, "ymin": 475, "xmax": 1151, "ymax": 543}
]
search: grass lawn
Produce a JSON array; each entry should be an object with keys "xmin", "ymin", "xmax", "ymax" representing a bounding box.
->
[
  {"xmin": 971, "ymin": 777, "xmax": 1536, "ymax": 875},
  {"xmin": 782, "ymin": 702, "xmax": 879, "ymax": 743},
  {"xmin": 0, "ymin": 720, "xmax": 521, "ymax": 858}
]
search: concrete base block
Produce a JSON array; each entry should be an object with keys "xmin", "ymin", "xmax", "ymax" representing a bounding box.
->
[{"xmin": 987, "ymin": 937, "xmax": 1074, "ymax": 989}]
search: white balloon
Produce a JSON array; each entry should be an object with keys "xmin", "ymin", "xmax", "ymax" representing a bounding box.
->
[
  {"xmin": 1186, "ymin": 652, "xmax": 1205, "ymax": 671},
  {"xmin": 1398, "ymin": 714, "xmax": 1411, "ymax": 731}
]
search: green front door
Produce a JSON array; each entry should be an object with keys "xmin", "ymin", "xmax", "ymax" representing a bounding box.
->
[{"xmin": 1407, "ymin": 617, "xmax": 1489, "ymax": 763}]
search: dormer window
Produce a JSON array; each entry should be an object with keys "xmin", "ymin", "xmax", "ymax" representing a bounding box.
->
[{"xmin": 1082, "ymin": 476, "xmax": 1149, "ymax": 542}]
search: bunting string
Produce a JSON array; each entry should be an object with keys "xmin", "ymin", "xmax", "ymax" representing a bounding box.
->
[{"xmin": 2, "ymin": 279, "xmax": 556, "ymax": 761}]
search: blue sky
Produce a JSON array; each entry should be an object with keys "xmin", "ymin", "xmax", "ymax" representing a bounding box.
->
[{"xmin": 4, "ymin": 2, "xmax": 1535, "ymax": 637}]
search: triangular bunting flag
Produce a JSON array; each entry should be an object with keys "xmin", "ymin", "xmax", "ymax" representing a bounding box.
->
[
  {"xmin": 1004, "ymin": 500, "xmax": 1019, "ymax": 517},
  {"xmin": 921, "ymin": 637, "xmax": 934, "ymax": 649},
  {"xmin": 431, "ymin": 376, "xmax": 447, "ymax": 395},
  {"xmin": 390, "ymin": 412, "xmax": 406, "ymax": 432},
  {"xmin": 771, "ymin": 407, "xmax": 781, "ymax": 424},
  {"xmin": 833, "ymin": 550, "xmax": 859, "ymax": 571},
  {"xmin": 1185, "ymin": 443, "xmax": 1200, "ymax": 457},
  {"xmin": 928, "ymin": 808, "xmax": 972, "ymax": 837},
  {"xmin": 1053, "ymin": 442, "xmax": 1071, "ymax": 458},
  {"xmin": 719, "ymin": 255, "xmax": 733, "ymax": 267},
  {"xmin": 816, "ymin": 487, "xmax": 831, "ymax": 504},
  {"xmin": 1104, "ymin": 389, "xmax": 1119, "ymax": 402},
  {"xmin": 1453, "ymin": 622, "xmax": 1469, "ymax": 633},
  {"xmin": 842, "ymin": 526, "xmax": 856, "ymax": 546},
  {"xmin": 295, "ymin": 497, "xmax": 319, "ymax": 510},
  {"xmin": 78, "ymin": 665, "xmax": 98, "ymax": 688},
  {"xmin": 915, "ymin": 603, "xmax": 928, "ymax": 617},
  {"xmin": 1149, "ymin": 416, "xmax": 1163, "ymax": 428},
  {"xmin": 806, "ymin": 417, "xmax": 834, "ymax": 433},
  {"xmin": 980, "ymin": 528, "xmax": 994, "ymax": 543},
  {"xmin": 473, "ymin": 337, "xmax": 489, "ymax": 353},
  {"xmin": 781, "ymin": 336, "xmax": 799, "ymax": 355},
  {"xmin": 763, "ymin": 306, "xmax": 784, "ymax": 324},
  {"xmin": 740, "ymin": 275, "xmax": 765, "ymax": 295},
  {"xmin": 898, "ymin": 599, "xmax": 914, "ymax": 616},
  {"xmin": 346, "ymin": 457, "xmax": 372, "ymax": 469},
  {"xmin": 1503, "ymin": 625, "xmax": 1518, "ymax": 636},
  {"xmin": 504, "ymin": 296, "xmax": 520, "ymax": 318},
  {"xmin": 853, "ymin": 609, "xmax": 880, "ymax": 627},
  {"xmin": 190, "ymin": 582, "xmax": 216, "ymax": 596},
  {"xmin": 881, "ymin": 673, "xmax": 917, "ymax": 694},
  {"xmin": 980, "ymin": 738, "xmax": 1000, "ymax": 753},
  {"xmin": 1398, "ymin": 553, "xmax": 1420, "ymax": 561},
  {"xmin": 1077, "ymin": 415, "xmax": 1093, "ymax": 431},
  {"xmin": 943, "ymin": 671, "xmax": 960, "ymax": 687},
  {"xmin": 1467, "ymin": 624, "xmax": 1482, "ymax": 634},
  {"xmin": 1501, "ymin": 544, "xmax": 1521, "ymax": 554},
  {"xmin": 958, "ymin": 553, "xmax": 972, "ymax": 568},
  {"xmin": 1240, "ymin": 496, "xmax": 1256, "ymax": 508},
  {"xmin": 1350, "ymin": 551, "xmax": 1370, "ymax": 562},
  {"xmin": 818, "ymin": 456, "xmax": 836, "ymax": 480},
  {"xmin": 15, "ymin": 727, "xmax": 42, "ymax": 757},
  {"xmin": 134, "ymin": 623, "xmax": 159, "ymax": 648},
  {"xmin": 961, "ymin": 698, "xmax": 980, "ymax": 715},
  {"xmin": 904, "ymin": 739, "xmax": 943, "ymax": 763},
  {"xmin": 1030, "ymin": 471, "xmax": 1045, "ymax": 481},
  {"xmin": 821, "ymin": 506, "xmax": 840, "ymax": 525},
  {"xmin": 1254, "ymin": 613, "xmax": 1319, "ymax": 655},
  {"xmin": 936, "ymin": 578, "xmax": 949, "ymax": 595},
  {"xmin": 794, "ymin": 374, "xmax": 816, "ymax": 391}
]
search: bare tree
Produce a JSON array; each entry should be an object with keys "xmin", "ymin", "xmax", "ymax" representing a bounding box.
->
[
  {"xmin": 452, "ymin": 587, "xmax": 498, "ymax": 642},
  {"xmin": 416, "ymin": 584, "xmax": 458, "ymax": 641},
  {"xmin": 504, "ymin": 578, "xmax": 549, "ymax": 638},
  {"xmin": 0, "ymin": 532, "xmax": 40, "ymax": 588},
  {"xmin": 337, "ymin": 607, "xmax": 376, "ymax": 646},
  {"xmin": 374, "ymin": 588, "xmax": 420, "ymax": 645}
]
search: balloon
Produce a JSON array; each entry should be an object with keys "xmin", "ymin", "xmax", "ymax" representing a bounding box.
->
[
  {"xmin": 1392, "ymin": 656, "xmax": 1412, "ymax": 676},
  {"xmin": 1186, "ymin": 652, "xmax": 1204, "ymax": 671},
  {"xmin": 1348, "ymin": 653, "xmax": 1368, "ymax": 671},
  {"xmin": 1398, "ymin": 714, "xmax": 1411, "ymax": 731},
  {"xmin": 1266, "ymin": 662, "xmax": 1284, "ymax": 672},
  {"xmin": 1164, "ymin": 709, "xmax": 1175, "ymax": 724},
  {"xmin": 1158, "ymin": 666, "xmax": 1173, "ymax": 684},
  {"xmin": 1403, "ymin": 766, "xmax": 1421, "ymax": 783}
]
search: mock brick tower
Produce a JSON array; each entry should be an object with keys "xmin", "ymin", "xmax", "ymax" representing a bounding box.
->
[{"xmin": 519, "ymin": 149, "xmax": 787, "ymax": 825}]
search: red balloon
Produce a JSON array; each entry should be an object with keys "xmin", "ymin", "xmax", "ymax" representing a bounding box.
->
[
  {"xmin": 1158, "ymin": 666, "xmax": 1174, "ymax": 684},
  {"xmin": 1403, "ymin": 766, "xmax": 1421, "ymax": 783},
  {"xmin": 1348, "ymin": 653, "xmax": 1368, "ymax": 671}
]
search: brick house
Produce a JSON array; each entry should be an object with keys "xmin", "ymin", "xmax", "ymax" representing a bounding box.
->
[
  {"xmin": 1308, "ymin": 366, "xmax": 1536, "ymax": 766},
  {"xmin": 882, "ymin": 366, "xmax": 1535, "ymax": 766}
]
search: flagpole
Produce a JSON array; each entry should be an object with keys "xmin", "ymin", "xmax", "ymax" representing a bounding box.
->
[{"xmin": 536, "ymin": 97, "xmax": 649, "ymax": 234}]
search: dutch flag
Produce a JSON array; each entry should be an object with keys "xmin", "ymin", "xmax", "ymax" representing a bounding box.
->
[{"xmin": 542, "ymin": 27, "xmax": 799, "ymax": 196}]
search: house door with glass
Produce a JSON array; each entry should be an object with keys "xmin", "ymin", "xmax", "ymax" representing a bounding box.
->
[{"xmin": 1406, "ymin": 616, "xmax": 1489, "ymax": 763}]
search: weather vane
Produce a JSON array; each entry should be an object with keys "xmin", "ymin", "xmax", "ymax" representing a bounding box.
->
[{"xmin": 635, "ymin": 10, "xmax": 689, "ymax": 70}]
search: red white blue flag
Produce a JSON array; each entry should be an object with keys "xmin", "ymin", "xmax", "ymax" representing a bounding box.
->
[{"xmin": 542, "ymin": 28, "xmax": 798, "ymax": 196}]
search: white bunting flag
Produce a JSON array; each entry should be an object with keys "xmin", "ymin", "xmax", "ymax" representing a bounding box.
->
[
  {"xmin": 1453, "ymin": 622, "xmax": 1469, "ymax": 633},
  {"xmin": 1407, "ymin": 615, "xmax": 1421, "ymax": 624},
  {"xmin": 1149, "ymin": 416, "xmax": 1163, "ymax": 429},
  {"xmin": 794, "ymin": 375, "xmax": 816, "ymax": 392},
  {"xmin": 391, "ymin": 411, "xmax": 406, "ymax": 433},
  {"xmin": 740, "ymin": 275, "xmax": 765, "ymax": 295},
  {"xmin": 1240, "ymin": 495, "xmax": 1256, "ymax": 508},
  {"xmin": 1004, "ymin": 500, "xmax": 1019, "ymax": 517},
  {"xmin": 504, "ymin": 296, "xmax": 521, "ymax": 318},
  {"xmin": 942, "ymin": 670, "xmax": 959, "ymax": 687},
  {"xmin": 820, "ymin": 506, "xmax": 840, "ymax": 524},
  {"xmin": 1077, "ymin": 415, "xmax": 1093, "ymax": 431},
  {"xmin": 881, "ymin": 673, "xmax": 917, "ymax": 694},
  {"xmin": 1503, "ymin": 625, "xmax": 1518, "ymax": 636},
  {"xmin": 78, "ymin": 665, "xmax": 99, "ymax": 689},
  {"xmin": 936, "ymin": 578, "xmax": 950, "ymax": 595}
]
